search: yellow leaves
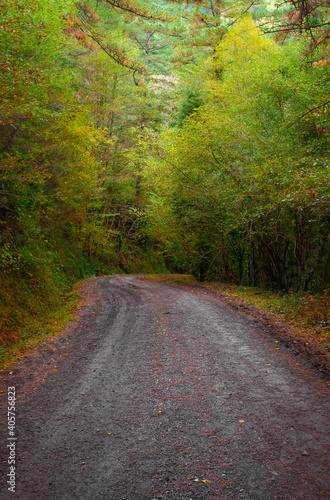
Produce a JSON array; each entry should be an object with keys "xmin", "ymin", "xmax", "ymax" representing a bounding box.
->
[
  {"xmin": 238, "ymin": 420, "xmax": 245, "ymax": 423},
  {"xmin": 202, "ymin": 479, "xmax": 211, "ymax": 483},
  {"xmin": 215, "ymin": 15, "xmax": 274, "ymax": 67},
  {"xmin": 212, "ymin": 16, "xmax": 277, "ymax": 104}
]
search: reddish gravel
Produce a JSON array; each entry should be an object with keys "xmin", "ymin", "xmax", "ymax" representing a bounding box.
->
[{"xmin": 0, "ymin": 275, "xmax": 329, "ymax": 499}]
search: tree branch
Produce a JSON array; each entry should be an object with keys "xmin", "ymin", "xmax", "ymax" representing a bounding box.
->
[
  {"xmin": 77, "ymin": 24, "xmax": 146, "ymax": 73},
  {"xmin": 104, "ymin": 0, "xmax": 168, "ymax": 21},
  {"xmin": 287, "ymin": 100, "xmax": 330, "ymax": 128}
]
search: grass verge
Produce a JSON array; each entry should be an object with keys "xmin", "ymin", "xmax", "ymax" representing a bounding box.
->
[
  {"xmin": 0, "ymin": 289, "xmax": 79, "ymax": 370},
  {"xmin": 144, "ymin": 274, "xmax": 330, "ymax": 351}
]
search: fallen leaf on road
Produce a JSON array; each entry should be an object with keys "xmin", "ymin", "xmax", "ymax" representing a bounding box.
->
[
  {"xmin": 301, "ymin": 450, "xmax": 309, "ymax": 456},
  {"xmin": 239, "ymin": 420, "xmax": 245, "ymax": 423},
  {"xmin": 202, "ymin": 479, "xmax": 211, "ymax": 483},
  {"xmin": 71, "ymin": 465, "xmax": 87, "ymax": 471},
  {"xmin": 173, "ymin": 338, "xmax": 179, "ymax": 341}
]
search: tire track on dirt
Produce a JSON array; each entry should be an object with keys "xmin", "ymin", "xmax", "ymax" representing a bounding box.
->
[{"xmin": 0, "ymin": 275, "xmax": 329, "ymax": 499}]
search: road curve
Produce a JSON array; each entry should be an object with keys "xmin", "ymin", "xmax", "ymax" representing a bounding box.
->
[{"xmin": 1, "ymin": 275, "xmax": 329, "ymax": 499}]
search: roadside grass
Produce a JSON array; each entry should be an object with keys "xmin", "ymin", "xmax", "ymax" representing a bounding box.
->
[
  {"xmin": 0, "ymin": 249, "xmax": 167, "ymax": 371},
  {"xmin": 2, "ymin": 273, "xmax": 328, "ymax": 370},
  {"xmin": 0, "ymin": 290, "xmax": 79, "ymax": 370},
  {"xmin": 144, "ymin": 274, "xmax": 330, "ymax": 351}
]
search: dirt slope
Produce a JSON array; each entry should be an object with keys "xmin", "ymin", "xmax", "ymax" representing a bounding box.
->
[{"xmin": 0, "ymin": 275, "xmax": 329, "ymax": 499}]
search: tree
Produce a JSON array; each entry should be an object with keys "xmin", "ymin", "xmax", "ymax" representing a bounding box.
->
[{"xmin": 144, "ymin": 16, "xmax": 329, "ymax": 290}]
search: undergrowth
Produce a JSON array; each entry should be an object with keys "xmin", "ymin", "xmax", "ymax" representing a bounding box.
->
[
  {"xmin": 0, "ymin": 241, "xmax": 168, "ymax": 369},
  {"xmin": 0, "ymin": 288, "xmax": 79, "ymax": 369}
]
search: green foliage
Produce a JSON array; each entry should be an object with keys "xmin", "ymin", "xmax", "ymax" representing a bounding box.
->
[
  {"xmin": 172, "ymin": 89, "xmax": 204, "ymax": 127},
  {"xmin": 144, "ymin": 16, "xmax": 329, "ymax": 291},
  {"xmin": 1, "ymin": 0, "xmax": 329, "ymax": 352},
  {"xmin": 0, "ymin": 0, "xmax": 150, "ymax": 346}
]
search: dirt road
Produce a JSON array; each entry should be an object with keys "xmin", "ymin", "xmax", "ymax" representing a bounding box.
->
[{"xmin": 1, "ymin": 275, "xmax": 329, "ymax": 499}]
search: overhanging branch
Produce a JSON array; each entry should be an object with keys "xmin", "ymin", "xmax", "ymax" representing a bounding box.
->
[
  {"xmin": 287, "ymin": 100, "xmax": 330, "ymax": 128},
  {"xmin": 104, "ymin": 0, "xmax": 168, "ymax": 21}
]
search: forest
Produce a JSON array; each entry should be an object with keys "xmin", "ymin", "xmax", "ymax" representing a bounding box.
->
[{"xmin": 0, "ymin": 0, "xmax": 329, "ymax": 348}]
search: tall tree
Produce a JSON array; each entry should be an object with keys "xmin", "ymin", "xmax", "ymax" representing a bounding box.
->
[{"xmin": 142, "ymin": 15, "xmax": 329, "ymax": 289}]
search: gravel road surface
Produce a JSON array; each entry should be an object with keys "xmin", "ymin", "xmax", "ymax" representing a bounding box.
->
[{"xmin": 1, "ymin": 275, "xmax": 329, "ymax": 499}]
